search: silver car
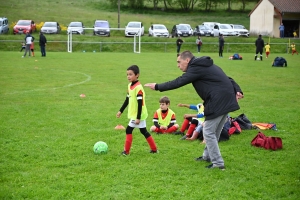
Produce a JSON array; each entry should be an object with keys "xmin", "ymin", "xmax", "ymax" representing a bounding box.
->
[
  {"xmin": 230, "ymin": 24, "xmax": 249, "ymax": 37},
  {"xmin": 41, "ymin": 22, "xmax": 61, "ymax": 34},
  {"xmin": 0, "ymin": 17, "xmax": 9, "ymax": 34},
  {"xmin": 67, "ymin": 22, "xmax": 85, "ymax": 35}
]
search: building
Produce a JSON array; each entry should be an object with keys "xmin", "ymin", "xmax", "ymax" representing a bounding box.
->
[{"xmin": 249, "ymin": 0, "xmax": 300, "ymax": 38}]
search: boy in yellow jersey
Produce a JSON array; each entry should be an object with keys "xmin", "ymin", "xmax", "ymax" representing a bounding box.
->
[
  {"xmin": 174, "ymin": 103, "xmax": 204, "ymax": 140},
  {"xmin": 150, "ymin": 96, "xmax": 179, "ymax": 134},
  {"xmin": 291, "ymin": 42, "xmax": 299, "ymax": 55},
  {"xmin": 116, "ymin": 65, "xmax": 157, "ymax": 156},
  {"xmin": 265, "ymin": 43, "xmax": 270, "ymax": 58}
]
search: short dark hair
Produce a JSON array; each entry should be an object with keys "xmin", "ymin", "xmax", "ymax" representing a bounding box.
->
[
  {"xmin": 127, "ymin": 65, "xmax": 139, "ymax": 75},
  {"xmin": 179, "ymin": 51, "xmax": 194, "ymax": 60},
  {"xmin": 159, "ymin": 96, "xmax": 170, "ymax": 104}
]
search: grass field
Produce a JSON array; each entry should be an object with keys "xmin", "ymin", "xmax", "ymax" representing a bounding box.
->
[{"xmin": 1, "ymin": 51, "xmax": 300, "ymax": 199}]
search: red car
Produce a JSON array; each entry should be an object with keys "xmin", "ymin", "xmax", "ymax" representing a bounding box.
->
[{"xmin": 13, "ymin": 20, "xmax": 36, "ymax": 34}]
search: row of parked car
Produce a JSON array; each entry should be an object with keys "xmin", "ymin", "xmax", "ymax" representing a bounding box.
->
[{"xmin": 2, "ymin": 17, "xmax": 249, "ymax": 38}]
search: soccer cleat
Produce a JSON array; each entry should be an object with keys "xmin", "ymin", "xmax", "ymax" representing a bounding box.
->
[
  {"xmin": 173, "ymin": 131, "xmax": 184, "ymax": 135},
  {"xmin": 150, "ymin": 150, "xmax": 158, "ymax": 154},
  {"xmin": 206, "ymin": 164, "xmax": 225, "ymax": 170},
  {"xmin": 195, "ymin": 156, "xmax": 211, "ymax": 162},
  {"xmin": 121, "ymin": 151, "xmax": 128, "ymax": 156},
  {"xmin": 180, "ymin": 135, "xmax": 188, "ymax": 140}
]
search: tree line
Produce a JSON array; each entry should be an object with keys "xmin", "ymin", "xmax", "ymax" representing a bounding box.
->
[{"xmin": 109, "ymin": 0, "xmax": 260, "ymax": 12}]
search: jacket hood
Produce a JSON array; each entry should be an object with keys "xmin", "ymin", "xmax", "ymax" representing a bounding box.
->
[{"xmin": 189, "ymin": 56, "xmax": 213, "ymax": 67}]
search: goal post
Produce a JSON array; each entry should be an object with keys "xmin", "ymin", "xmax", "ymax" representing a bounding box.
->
[{"xmin": 67, "ymin": 27, "xmax": 141, "ymax": 53}]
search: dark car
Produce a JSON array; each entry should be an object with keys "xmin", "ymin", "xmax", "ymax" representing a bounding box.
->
[
  {"xmin": 171, "ymin": 24, "xmax": 191, "ymax": 38},
  {"xmin": 193, "ymin": 25, "xmax": 213, "ymax": 36}
]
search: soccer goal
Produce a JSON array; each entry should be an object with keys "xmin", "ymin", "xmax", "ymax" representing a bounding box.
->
[{"xmin": 67, "ymin": 28, "xmax": 141, "ymax": 53}]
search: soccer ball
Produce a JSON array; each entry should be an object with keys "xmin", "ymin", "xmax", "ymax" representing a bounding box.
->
[
  {"xmin": 93, "ymin": 141, "xmax": 108, "ymax": 154},
  {"xmin": 256, "ymin": 58, "xmax": 260, "ymax": 60}
]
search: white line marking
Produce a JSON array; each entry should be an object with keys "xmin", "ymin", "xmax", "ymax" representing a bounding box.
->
[{"xmin": 6, "ymin": 69, "xmax": 92, "ymax": 95}]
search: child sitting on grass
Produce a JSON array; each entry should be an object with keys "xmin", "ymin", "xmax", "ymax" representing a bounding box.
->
[{"xmin": 150, "ymin": 96, "xmax": 179, "ymax": 134}]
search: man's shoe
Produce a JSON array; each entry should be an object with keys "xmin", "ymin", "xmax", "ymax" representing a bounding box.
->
[
  {"xmin": 150, "ymin": 150, "xmax": 158, "ymax": 154},
  {"xmin": 206, "ymin": 164, "xmax": 225, "ymax": 170},
  {"xmin": 121, "ymin": 151, "xmax": 128, "ymax": 156},
  {"xmin": 195, "ymin": 156, "xmax": 211, "ymax": 162},
  {"xmin": 173, "ymin": 131, "xmax": 184, "ymax": 135},
  {"xmin": 180, "ymin": 135, "xmax": 188, "ymax": 140}
]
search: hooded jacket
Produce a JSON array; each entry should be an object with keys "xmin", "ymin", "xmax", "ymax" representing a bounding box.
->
[{"xmin": 155, "ymin": 56, "xmax": 241, "ymax": 120}]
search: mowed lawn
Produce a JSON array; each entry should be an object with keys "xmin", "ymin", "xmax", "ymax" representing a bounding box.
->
[{"xmin": 0, "ymin": 51, "xmax": 299, "ymax": 199}]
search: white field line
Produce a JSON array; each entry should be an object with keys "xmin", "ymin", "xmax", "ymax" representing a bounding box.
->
[{"xmin": 6, "ymin": 69, "xmax": 91, "ymax": 95}]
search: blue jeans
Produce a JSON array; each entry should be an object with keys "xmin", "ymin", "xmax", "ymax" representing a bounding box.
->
[
  {"xmin": 280, "ymin": 30, "xmax": 284, "ymax": 38},
  {"xmin": 197, "ymin": 45, "xmax": 201, "ymax": 52},
  {"xmin": 177, "ymin": 45, "xmax": 181, "ymax": 53},
  {"xmin": 40, "ymin": 46, "xmax": 46, "ymax": 57}
]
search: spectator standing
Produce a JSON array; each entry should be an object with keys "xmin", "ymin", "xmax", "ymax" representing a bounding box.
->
[
  {"xmin": 279, "ymin": 23, "xmax": 285, "ymax": 38},
  {"xmin": 39, "ymin": 32, "xmax": 47, "ymax": 57},
  {"xmin": 22, "ymin": 32, "xmax": 34, "ymax": 58},
  {"xmin": 176, "ymin": 36, "xmax": 184, "ymax": 54},
  {"xmin": 196, "ymin": 36, "xmax": 202, "ymax": 53},
  {"xmin": 144, "ymin": 51, "xmax": 244, "ymax": 170},
  {"xmin": 255, "ymin": 35, "xmax": 264, "ymax": 61},
  {"xmin": 218, "ymin": 34, "xmax": 224, "ymax": 57}
]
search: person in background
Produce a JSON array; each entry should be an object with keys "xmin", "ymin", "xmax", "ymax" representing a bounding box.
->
[
  {"xmin": 22, "ymin": 31, "xmax": 34, "ymax": 58},
  {"xmin": 218, "ymin": 34, "xmax": 224, "ymax": 58},
  {"xmin": 265, "ymin": 42, "xmax": 270, "ymax": 58},
  {"xmin": 291, "ymin": 42, "xmax": 299, "ymax": 55},
  {"xmin": 144, "ymin": 51, "xmax": 243, "ymax": 170},
  {"xmin": 196, "ymin": 35, "xmax": 202, "ymax": 53},
  {"xmin": 176, "ymin": 36, "xmax": 184, "ymax": 54},
  {"xmin": 279, "ymin": 23, "xmax": 285, "ymax": 38},
  {"xmin": 30, "ymin": 41, "xmax": 35, "ymax": 57},
  {"xmin": 116, "ymin": 65, "xmax": 158, "ymax": 156},
  {"xmin": 20, "ymin": 42, "xmax": 25, "ymax": 52},
  {"xmin": 39, "ymin": 32, "xmax": 47, "ymax": 57},
  {"xmin": 255, "ymin": 34, "xmax": 264, "ymax": 61},
  {"xmin": 150, "ymin": 96, "xmax": 179, "ymax": 134}
]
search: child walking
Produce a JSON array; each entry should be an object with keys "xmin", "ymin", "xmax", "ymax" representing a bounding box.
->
[
  {"xmin": 116, "ymin": 65, "xmax": 158, "ymax": 155},
  {"xmin": 265, "ymin": 43, "xmax": 270, "ymax": 58},
  {"xmin": 20, "ymin": 43, "xmax": 26, "ymax": 52},
  {"xmin": 30, "ymin": 41, "xmax": 35, "ymax": 57},
  {"xmin": 150, "ymin": 96, "xmax": 179, "ymax": 134},
  {"xmin": 291, "ymin": 42, "xmax": 299, "ymax": 55}
]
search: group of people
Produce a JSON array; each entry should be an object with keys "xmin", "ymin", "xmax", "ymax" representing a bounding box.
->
[
  {"xmin": 21, "ymin": 31, "xmax": 47, "ymax": 58},
  {"xmin": 116, "ymin": 51, "xmax": 244, "ymax": 171},
  {"xmin": 176, "ymin": 35, "xmax": 203, "ymax": 55}
]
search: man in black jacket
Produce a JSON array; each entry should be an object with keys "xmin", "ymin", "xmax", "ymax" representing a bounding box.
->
[
  {"xmin": 255, "ymin": 34, "xmax": 264, "ymax": 61},
  {"xmin": 39, "ymin": 32, "xmax": 47, "ymax": 57},
  {"xmin": 145, "ymin": 51, "xmax": 243, "ymax": 170}
]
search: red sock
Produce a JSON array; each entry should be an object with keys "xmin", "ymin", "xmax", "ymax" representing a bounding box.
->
[
  {"xmin": 124, "ymin": 134, "xmax": 132, "ymax": 154},
  {"xmin": 146, "ymin": 136, "xmax": 157, "ymax": 151},
  {"xmin": 180, "ymin": 119, "xmax": 190, "ymax": 132},
  {"xmin": 186, "ymin": 124, "xmax": 196, "ymax": 137},
  {"xmin": 166, "ymin": 126, "xmax": 178, "ymax": 133}
]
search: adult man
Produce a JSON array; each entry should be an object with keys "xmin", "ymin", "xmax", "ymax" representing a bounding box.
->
[
  {"xmin": 279, "ymin": 23, "xmax": 284, "ymax": 38},
  {"xmin": 22, "ymin": 31, "xmax": 34, "ymax": 58},
  {"xmin": 255, "ymin": 34, "xmax": 264, "ymax": 61},
  {"xmin": 39, "ymin": 32, "xmax": 47, "ymax": 57},
  {"xmin": 145, "ymin": 51, "xmax": 243, "ymax": 170},
  {"xmin": 176, "ymin": 36, "xmax": 184, "ymax": 54},
  {"xmin": 218, "ymin": 34, "xmax": 224, "ymax": 57}
]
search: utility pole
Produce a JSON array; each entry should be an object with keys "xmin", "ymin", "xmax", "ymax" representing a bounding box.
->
[{"xmin": 118, "ymin": 0, "xmax": 120, "ymax": 28}]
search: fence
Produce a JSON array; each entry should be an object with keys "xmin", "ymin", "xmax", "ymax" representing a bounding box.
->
[{"xmin": 0, "ymin": 40, "xmax": 295, "ymax": 53}]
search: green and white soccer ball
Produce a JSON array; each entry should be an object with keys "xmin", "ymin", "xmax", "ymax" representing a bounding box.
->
[{"xmin": 93, "ymin": 141, "xmax": 108, "ymax": 154}]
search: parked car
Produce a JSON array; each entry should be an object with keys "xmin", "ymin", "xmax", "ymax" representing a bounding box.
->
[
  {"xmin": 40, "ymin": 22, "xmax": 61, "ymax": 34},
  {"xmin": 67, "ymin": 22, "xmax": 85, "ymax": 35},
  {"xmin": 171, "ymin": 24, "xmax": 191, "ymax": 37},
  {"xmin": 93, "ymin": 20, "xmax": 110, "ymax": 36},
  {"xmin": 0, "ymin": 17, "xmax": 9, "ymax": 34},
  {"xmin": 230, "ymin": 24, "xmax": 249, "ymax": 37},
  {"xmin": 148, "ymin": 24, "xmax": 169, "ymax": 37},
  {"xmin": 213, "ymin": 23, "xmax": 236, "ymax": 36},
  {"xmin": 201, "ymin": 22, "xmax": 219, "ymax": 32},
  {"xmin": 13, "ymin": 20, "xmax": 36, "ymax": 34},
  {"xmin": 179, "ymin": 24, "xmax": 193, "ymax": 36},
  {"xmin": 193, "ymin": 25, "xmax": 213, "ymax": 36},
  {"xmin": 125, "ymin": 21, "xmax": 144, "ymax": 36}
]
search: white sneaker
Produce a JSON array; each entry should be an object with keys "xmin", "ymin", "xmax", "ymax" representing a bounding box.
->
[{"xmin": 22, "ymin": 56, "xmax": 24, "ymax": 58}]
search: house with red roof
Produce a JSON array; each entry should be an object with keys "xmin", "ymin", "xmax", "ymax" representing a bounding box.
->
[{"xmin": 249, "ymin": 0, "xmax": 300, "ymax": 38}]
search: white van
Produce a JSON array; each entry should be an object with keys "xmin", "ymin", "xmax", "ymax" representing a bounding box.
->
[
  {"xmin": 125, "ymin": 21, "xmax": 144, "ymax": 37},
  {"xmin": 0, "ymin": 17, "xmax": 9, "ymax": 34},
  {"xmin": 201, "ymin": 22, "xmax": 219, "ymax": 32}
]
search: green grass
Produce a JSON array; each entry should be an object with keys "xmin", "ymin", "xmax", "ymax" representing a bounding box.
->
[{"xmin": 1, "ymin": 52, "xmax": 300, "ymax": 199}]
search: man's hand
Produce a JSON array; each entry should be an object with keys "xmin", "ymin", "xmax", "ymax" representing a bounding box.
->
[
  {"xmin": 236, "ymin": 92, "xmax": 244, "ymax": 101},
  {"xmin": 116, "ymin": 111, "xmax": 122, "ymax": 118},
  {"xmin": 144, "ymin": 83, "xmax": 156, "ymax": 90}
]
